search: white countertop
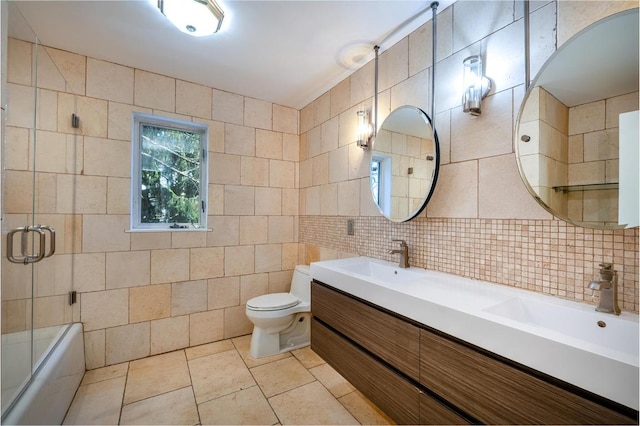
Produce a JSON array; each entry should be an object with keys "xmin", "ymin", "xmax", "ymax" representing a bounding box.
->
[{"xmin": 310, "ymin": 256, "xmax": 639, "ymax": 410}]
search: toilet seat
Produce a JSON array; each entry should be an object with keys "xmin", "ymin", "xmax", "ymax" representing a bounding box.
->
[{"xmin": 247, "ymin": 293, "xmax": 300, "ymax": 311}]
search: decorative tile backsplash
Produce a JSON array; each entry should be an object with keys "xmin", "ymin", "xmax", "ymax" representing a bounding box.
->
[{"xmin": 301, "ymin": 215, "xmax": 639, "ymax": 313}]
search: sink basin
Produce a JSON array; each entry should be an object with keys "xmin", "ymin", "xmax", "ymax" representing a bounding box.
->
[
  {"xmin": 484, "ymin": 297, "xmax": 639, "ymax": 358},
  {"xmin": 335, "ymin": 258, "xmax": 426, "ymax": 284}
]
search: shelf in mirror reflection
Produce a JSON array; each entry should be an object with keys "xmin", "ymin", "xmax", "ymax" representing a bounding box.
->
[{"xmin": 553, "ymin": 182, "xmax": 619, "ymax": 193}]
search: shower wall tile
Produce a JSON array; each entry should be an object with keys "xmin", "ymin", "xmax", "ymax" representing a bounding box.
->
[
  {"xmin": 273, "ymin": 104, "xmax": 298, "ymax": 135},
  {"xmin": 7, "ymin": 38, "xmax": 32, "ymax": 86},
  {"xmin": 105, "ymin": 322, "xmax": 150, "ymax": 365},
  {"xmin": 212, "ymin": 89, "xmax": 244, "ymax": 125},
  {"xmin": 245, "ymin": 97, "xmax": 273, "ymax": 130},
  {"xmin": 87, "ymin": 58, "xmax": 134, "ymax": 104},
  {"xmin": 44, "ymin": 46, "xmax": 86, "ymax": 95},
  {"xmin": 81, "ymin": 289, "xmax": 129, "ymax": 331},
  {"xmin": 83, "ymin": 137, "xmax": 130, "ymax": 178},
  {"xmin": 129, "ymin": 284, "xmax": 171, "ymax": 323}
]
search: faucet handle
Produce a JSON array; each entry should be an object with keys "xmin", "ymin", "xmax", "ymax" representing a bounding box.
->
[
  {"xmin": 392, "ymin": 239, "xmax": 407, "ymax": 247},
  {"xmin": 599, "ymin": 263, "xmax": 613, "ymax": 270}
]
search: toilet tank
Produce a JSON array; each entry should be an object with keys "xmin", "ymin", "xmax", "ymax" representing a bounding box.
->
[{"xmin": 290, "ymin": 265, "xmax": 311, "ymax": 303}]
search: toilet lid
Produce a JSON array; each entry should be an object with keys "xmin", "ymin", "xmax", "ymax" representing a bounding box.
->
[{"xmin": 246, "ymin": 293, "xmax": 301, "ymax": 311}]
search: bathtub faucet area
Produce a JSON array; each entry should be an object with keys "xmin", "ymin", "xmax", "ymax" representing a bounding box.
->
[{"xmin": 589, "ymin": 263, "xmax": 621, "ymax": 315}]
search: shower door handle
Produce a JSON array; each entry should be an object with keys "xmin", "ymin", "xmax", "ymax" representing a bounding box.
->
[{"xmin": 6, "ymin": 225, "xmax": 55, "ymax": 264}]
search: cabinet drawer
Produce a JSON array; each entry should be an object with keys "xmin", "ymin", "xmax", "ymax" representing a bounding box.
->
[
  {"xmin": 312, "ymin": 318, "xmax": 420, "ymax": 425},
  {"xmin": 419, "ymin": 392, "xmax": 470, "ymax": 425},
  {"xmin": 420, "ymin": 329, "xmax": 636, "ymax": 424},
  {"xmin": 312, "ymin": 281, "xmax": 420, "ymax": 380}
]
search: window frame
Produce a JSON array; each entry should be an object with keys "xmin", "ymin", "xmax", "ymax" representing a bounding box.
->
[{"xmin": 130, "ymin": 112, "xmax": 209, "ymax": 231}]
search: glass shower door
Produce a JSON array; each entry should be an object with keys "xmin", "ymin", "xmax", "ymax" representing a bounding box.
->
[{"xmin": 1, "ymin": 2, "xmax": 77, "ymax": 416}]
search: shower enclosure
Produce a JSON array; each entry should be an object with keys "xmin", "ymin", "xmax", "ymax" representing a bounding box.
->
[{"xmin": 2, "ymin": 3, "xmax": 84, "ymax": 422}]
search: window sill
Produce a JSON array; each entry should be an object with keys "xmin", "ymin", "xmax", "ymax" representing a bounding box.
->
[{"xmin": 125, "ymin": 228, "xmax": 213, "ymax": 233}]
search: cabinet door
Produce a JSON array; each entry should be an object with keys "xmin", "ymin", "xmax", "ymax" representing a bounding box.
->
[
  {"xmin": 312, "ymin": 319, "xmax": 420, "ymax": 425},
  {"xmin": 312, "ymin": 281, "xmax": 420, "ymax": 380},
  {"xmin": 420, "ymin": 329, "xmax": 637, "ymax": 424}
]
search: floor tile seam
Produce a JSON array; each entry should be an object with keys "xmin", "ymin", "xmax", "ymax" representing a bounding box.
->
[
  {"xmin": 262, "ymin": 377, "xmax": 320, "ymax": 400},
  {"xmin": 183, "ymin": 349, "xmax": 202, "ymax": 426},
  {"xmin": 81, "ymin": 362, "xmax": 131, "ymax": 386},
  {"xmin": 121, "ymin": 384, "xmax": 194, "ymax": 409}
]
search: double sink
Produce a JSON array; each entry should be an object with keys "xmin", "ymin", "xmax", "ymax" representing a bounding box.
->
[{"xmin": 310, "ymin": 256, "xmax": 639, "ymax": 410}]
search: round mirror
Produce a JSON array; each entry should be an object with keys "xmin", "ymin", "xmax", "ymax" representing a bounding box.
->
[
  {"xmin": 515, "ymin": 8, "xmax": 639, "ymax": 229},
  {"xmin": 370, "ymin": 105, "xmax": 440, "ymax": 222}
]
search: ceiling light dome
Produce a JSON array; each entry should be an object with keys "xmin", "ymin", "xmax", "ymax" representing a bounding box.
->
[{"xmin": 158, "ymin": 0, "xmax": 224, "ymax": 37}]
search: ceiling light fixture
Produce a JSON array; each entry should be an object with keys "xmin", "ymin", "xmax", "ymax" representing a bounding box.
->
[{"xmin": 158, "ymin": 0, "xmax": 224, "ymax": 37}]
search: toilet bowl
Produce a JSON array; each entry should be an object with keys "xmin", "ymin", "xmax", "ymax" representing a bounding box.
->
[{"xmin": 245, "ymin": 265, "xmax": 311, "ymax": 358}]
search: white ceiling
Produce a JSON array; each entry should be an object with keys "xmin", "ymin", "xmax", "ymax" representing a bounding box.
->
[{"xmin": 8, "ymin": 0, "xmax": 453, "ymax": 110}]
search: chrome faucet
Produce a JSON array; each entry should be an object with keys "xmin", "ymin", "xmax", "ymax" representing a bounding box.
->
[
  {"xmin": 388, "ymin": 239, "xmax": 409, "ymax": 268},
  {"xmin": 588, "ymin": 263, "xmax": 621, "ymax": 315}
]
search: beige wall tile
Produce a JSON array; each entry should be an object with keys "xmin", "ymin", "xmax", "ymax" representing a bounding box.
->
[
  {"xmin": 321, "ymin": 117, "xmax": 339, "ymax": 154},
  {"xmin": 348, "ymin": 142, "xmax": 371, "ymax": 180},
  {"xmin": 225, "ymin": 246, "xmax": 255, "ymax": 276},
  {"xmin": 256, "ymin": 129, "xmax": 283, "ymax": 159},
  {"xmin": 73, "ymin": 253, "xmax": 107, "ymax": 292},
  {"xmin": 245, "ymin": 98, "xmax": 272, "ymax": 130},
  {"xmin": 360, "ymin": 177, "xmax": 382, "ymax": 217},
  {"xmin": 207, "ymin": 216, "xmax": 240, "ymax": 246},
  {"xmin": 82, "ymin": 215, "xmax": 130, "ymax": 253},
  {"xmin": 81, "ymin": 289, "xmax": 128, "ymax": 331},
  {"xmin": 240, "ymin": 273, "xmax": 269, "ymax": 304},
  {"xmin": 210, "ymin": 153, "xmax": 240, "ymax": 184},
  {"xmin": 35, "ymin": 45, "xmax": 67, "ymax": 92},
  {"xmin": 312, "ymin": 153, "xmax": 329, "ymax": 186},
  {"xmin": 172, "ymin": 231, "xmax": 206, "ymax": 249},
  {"xmin": 108, "ymin": 102, "xmax": 152, "ymax": 141},
  {"xmin": 33, "ymin": 295, "xmax": 65, "ymax": 328},
  {"xmin": 255, "ymin": 245, "xmax": 282, "ymax": 274},
  {"xmin": 150, "ymin": 315, "xmax": 190, "ymax": 355},
  {"xmin": 379, "ymin": 37, "xmax": 409, "ymax": 92},
  {"xmin": 330, "ymin": 78, "xmax": 351, "ymax": 118},
  {"xmin": 106, "ymin": 322, "xmax": 150, "ymax": 365},
  {"xmin": 34, "ymin": 130, "xmax": 68, "ymax": 173},
  {"xmin": 350, "ymin": 60, "xmax": 375, "ymax": 107},
  {"xmin": 337, "ymin": 180, "xmax": 360, "ymax": 216},
  {"xmin": 150, "ymin": 249, "xmax": 190, "ymax": 284},
  {"xmin": 87, "ymin": 58, "xmax": 133, "ymax": 103},
  {"xmin": 584, "ymin": 128, "xmax": 618, "ymax": 161},
  {"xmin": 176, "ymin": 80, "xmax": 212, "ymax": 119},
  {"xmin": 606, "ymin": 91, "xmax": 639, "ymax": 129},
  {"xmin": 172, "ymin": 280, "xmax": 208, "ymax": 316},
  {"xmin": 106, "ymin": 250, "xmax": 150, "ymax": 289},
  {"xmin": 569, "ymin": 100, "xmax": 605, "ymax": 135},
  {"xmin": 56, "ymin": 174, "xmax": 106, "ymax": 214},
  {"xmin": 190, "ymin": 309, "xmax": 224, "ymax": 346},
  {"xmin": 270, "ymin": 160, "xmax": 295, "ymax": 188},
  {"xmin": 239, "ymin": 216, "xmax": 268, "ymax": 245},
  {"xmin": 300, "ymin": 104, "xmax": 313, "ymax": 134},
  {"xmin": 208, "ymin": 184, "xmax": 225, "ymax": 215},
  {"xmin": 427, "ymin": 161, "xmax": 478, "ymax": 218},
  {"xmin": 390, "ymin": 69, "xmax": 429, "ymax": 113},
  {"xmin": 306, "ymin": 126, "xmax": 322, "ymax": 158},
  {"xmin": 83, "ymin": 137, "xmax": 130, "ymax": 177},
  {"xmin": 241, "ymin": 157, "xmax": 269, "ymax": 186},
  {"xmin": 212, "ymin": 89, "xmax": 244, "ymax": 125},
  {"xmin": 224, "ymin": 305, "xmax": 253, "ymax": 338},
  {"xmin": 304, "ymin": 186, "xmax": 321, "ymax": 216},
  {"xmin": 313, "ymin": 92, "xmax": 331, "ymax": 127},
  {"xmin": 269, "ymin": 215, "xmax": 294, "ymax": 243},
  {"xmin": 134, "ymin": 69, "xmax": 175, "ymax": 112},
  {"xmin": 208, "ymin": 276, "xmax": 240, "ymax": 309},
  {"xmin": 321, "ymin": 183, "xmax": 338, "ymax": 216},
  {"xmin": 131, "ymin": 232, "xmax": 172, "ymax": 251},
  {"xmin": 451, "ymin": 90, "xmax": 513, "ymax": 162},
  {"xmin": 44, "ymin": 46, "xmax": 86, "ymax": 94},
  {"xmin": 58, "ymin": 94, "xmax": 108, "ymax": 138},
  {"xmin": 7, "ymin": 38, "xmax": 32, "ymax": 86},
  {"xmin": 282, "ymin": 189, "xmax": 299, "ymax": 216},
  {"xmin": 84, "ymin": 330, "xmax": 106, "ymax": 370},
  {"xmin": 479, "ymin": 154, "xmax": 553, "ymax": 219},
  {"xmin": 273, "ymin": 104, "xmax": 298, "ymax": 134},
  {"xmin": 7, "ymin": 83, "xmax": 36, "ymax": 129},
  {"xmin": 255, "ymin": 188, "xmax": 282, "ymax": 216},
  {"xmin": 299, "ymin": 158, "xmax": 312, "ymax": 188},
  {"xmin": 225, "ymin": 124, "xmax": 255, "ymax": 156},
  {"xmin": 283, "ymin": 133, "xmax": 300, "ymax": 162},
  {"xmin": 329, "ymin": 145, "xmax": 349, "ymax": 184},
  {"xmin": 4, "ymin": 126, "xmax": 30, "ymax": 171},
  {"xmin": 129, "ymin": 284, "xmax": 171, "ymax": 323},
  {"xmin": 37, "ymin": 89, "xmax": 59, "ymax": 131},
  {"xmin": 107, "ymin": 177, "xmax": 130, "ymax": 215},
  {"xmin": 557, "ymin": 0, "xmax": 637, "ymax": 47},
  {"xmin": 190, "ymin": 247, "xmax": 224, "ymax": 280},
  {"xmin": 224, "ymin": 185, "xmax": 255, "ymax": 215}
]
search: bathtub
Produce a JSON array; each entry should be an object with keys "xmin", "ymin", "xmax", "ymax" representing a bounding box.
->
[{"xmin": 1, "ymin": 323, "xmax": 85, "ymax": 425}]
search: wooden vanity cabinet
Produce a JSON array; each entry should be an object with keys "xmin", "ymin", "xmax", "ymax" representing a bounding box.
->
[{"xmin": 311, "ymin": 280, "xmax": 638, "ymax": 425}]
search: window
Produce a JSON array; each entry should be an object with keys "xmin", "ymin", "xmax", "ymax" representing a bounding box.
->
[
  {"xmin": 370, "ymin": 153, "xmax": 391, "ymax": 216},
  {"xmin": 131, "ymin": 113, "xmax": 208, "ymax": 230}
]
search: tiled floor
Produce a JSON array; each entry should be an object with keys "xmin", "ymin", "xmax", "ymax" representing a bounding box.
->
[{"xmin": 63, "ymin": 335, "xmax": 394, "ymax": 425}]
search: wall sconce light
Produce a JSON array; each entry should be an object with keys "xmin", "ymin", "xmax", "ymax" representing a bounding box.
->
[
  {"xmin": 356, "ymin": 109, "xmax": 373, "ymax": 150},
  {"xmin": 462, "ymin": 55, "xmax": 491, "ymax": 116},
  {"xmin": 158, "ymin": 0, "xmax": 224, "ymax": 37}
]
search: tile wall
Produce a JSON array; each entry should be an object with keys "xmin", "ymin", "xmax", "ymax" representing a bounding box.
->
[
  {"xmin": 3, "ymin": 38, "xmax": 301, "ymax": 368},
  {"xmin": 298, "ymin": 0, "xmax": 639, "ymax": 313}
]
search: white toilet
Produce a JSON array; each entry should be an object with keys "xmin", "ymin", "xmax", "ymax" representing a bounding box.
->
[{"xmin": 245, "ymin": 265, "xmax": 311, "ymax": 358}]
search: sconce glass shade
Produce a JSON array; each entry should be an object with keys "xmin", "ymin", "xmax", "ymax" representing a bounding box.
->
[
  {"xmin": 356, "ymin": 110, "xmax": 373, "ymax": 150},
  {"xmin": 158, "ymin": 0, "xmax": 224, "ymax": 37},
  {"xmin": 462, "ymin": 55, "xmax": 491, "ymax": 116}
]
